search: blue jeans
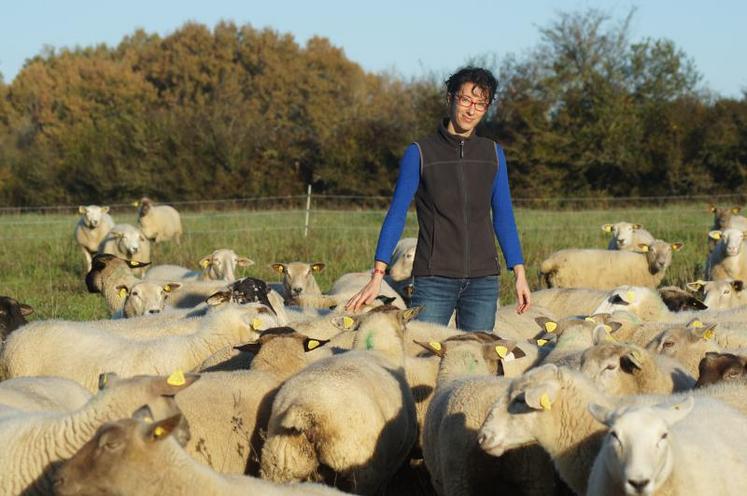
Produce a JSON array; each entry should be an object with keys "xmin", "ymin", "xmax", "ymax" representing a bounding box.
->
[{"xmin": 410, "ymin": 275, "xmax": 498, "ymax": 332}]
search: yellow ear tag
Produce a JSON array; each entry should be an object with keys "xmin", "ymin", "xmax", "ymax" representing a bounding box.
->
[
  {"xmin": 131, "ymin": 201, "xmax": 139, "ymax": 207},
  {"xmin": 163, "ymin": 285, "xmax": 172, "ymax": 293},
  {"xmin": 537, "ymin": 339, "xmax": 549, "ymax": 347},
  {"xmin": 251, "ymin": 318, "xmax": 264, "ymax": 330},
  {"xmin": 540, "ymin": 393, "xmax": 552, "ymax": 411},
  {"xmin": 342, "ymin": 316, "xmax": 355, "ymax": 329},
  {"xmin": 584, "ymin": 317, "xmax": 595, "ymax": 323},
  {"xmin": 630, "ymin": 350, "xmax": 642, "ymax": 363},
  {"xmin": 200, "ymin": 259, "xmax": 210, "ymax": 268},
  {"xmin": 626, "ymin": 291, "xmax": 637, "ymax": 302},
  {"xmin": 640, "ymin": 245, "xmax": 649, "ymax": 252},
  {"xmin": 153, "ymin": 426, "xmax": 166, "ymax": 438},
  {"xmin": 429, "ymin": 341, "xmax": 442, "ymax": 352},
  {"xmin": 495, "ymin": 345, "xmax": 509, "ymax": 358},
  {"xmin": 167, "ymin": 370, "xmax": 186, "ymax": 386},
  {"xmin": 603, "ymin": 325, "xmax": 612, "ymax": 333},
  {"xmin": 307, "ymin": 339, "xmax": 320, "ymax": 350},
  {"xmin": 703, "ymin": 329, "xmax": 715, "ymax": 340},
  {"xmin": 118, "ymin": 288, "xmax": 127, "ymax": 299},
  {"xmin": 544, "ymin": 322, "xmax": 558, "ymax": 333}
]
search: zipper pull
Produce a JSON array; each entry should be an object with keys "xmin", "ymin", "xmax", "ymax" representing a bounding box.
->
[{"xmin": 459, "ymin": 140, "xmax": 464, "ymax": 159}]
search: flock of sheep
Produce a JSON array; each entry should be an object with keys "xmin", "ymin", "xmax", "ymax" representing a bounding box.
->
[{"xmin": 0, "ymin": 202, "xmax": 746, "ymax": 495}]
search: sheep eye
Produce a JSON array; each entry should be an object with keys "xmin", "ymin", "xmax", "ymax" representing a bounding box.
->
[
  {"xmin": 726, "ymin": 368, "xmax": 741, "ymax": 378},
  {"xmin": 660, "ymin": 432, "xmax": 668, "ymax": 440},
  {"xmin": 605, "ymin": 364, "xmax": 617, "ymax": 371},
  {"xmin": 662, "ymin": 341, "xmax": 674, "ymax": 348},
  {"xmin": 132, "ymin": 291, "xmax": 139, "ymax": 297}
]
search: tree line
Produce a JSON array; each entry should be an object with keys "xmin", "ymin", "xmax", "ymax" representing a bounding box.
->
[{"xmin": 0, "ymin": 9, "xmax": 744, "ymax": 207}]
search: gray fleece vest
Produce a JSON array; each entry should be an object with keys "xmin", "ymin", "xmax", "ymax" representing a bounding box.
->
[{"xmin": 412, "ymin": 119, "xmax": 501, "ymax": 278}]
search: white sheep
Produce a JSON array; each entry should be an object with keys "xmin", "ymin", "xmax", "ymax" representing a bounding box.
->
[
  {"xmin": 580, "ymin": 338, "xmax": 695, "ymax": 395},
  {"xmin": 587, "ymin": 397, "xmax": 747, "ymax": 496},
  {"xmin": 146, "ymin": 249, "xmax": 254, "ymax": 282},
  {"xmin": 688, "ymin": 279, "xmax": 747, "ymax": 309},
  {"xmin": 74, "ymin": 205, "xmax": 114, "ymax": 272},
  {"xmin": 0, "ymin": 372, "xmax": 199, "ymax": 495},
  {"xmin": 294, "ymin": 271, "xmax": 406, "ymax": 309},
  {"xmin": 98, "ymin": 223, "xmax": 152, "ymax": 268},
  {"xmin": 136, "ymin": 196, "xmax": 183, "ymax": 243},
  {"xmin": 389, "ymin": 237, "xmax": 417, "ymax": 281},
  {"xmin": 710, "ymin": 204, "xmax": 747, "ymax": 231},
  {"xmin": 648, "ymin": 321, "xmax": 722, "ymax": 376},
  {"xmin": 86, "ymin": 253, "xmax": 149, "ymax": 315},
  {"xmin": 53, "ymin": 412, "xmax": 351, "ymax": 496},
  {"xmin": 117, "ymin": 280, "xmax": 183, "ymax": 317},
  {"xmin": 540, "ymin": 240, "xmax": 684, "ymax": 289},
  {"xmin": 0, "ymin": 302, "xmax": 278, "ymax": 392},
  {"xmin": 171, "ymin": 328, "xmax": 329, "ymax": 474},
  {"xmin": 0, "ymin": 376, "xmax": 91, "ymax": 414},
  {"xmin": 260, "ymin": 306, "xmax": 420, "ymax": 494},
  {"xmin": 705, "ymin": 228, "xmax": 747, "ymax": 281},
  {"xmin": 530, "ymin": 288, "xmax": 609, "ymax": 318},
  {"xmin": 270, "ymin": 261, "xmax": 325, "ymax": 301},
  {"xmin": 419, "ymin": 334, "xmax": 554, "ymax": 496},
  {"xmin": 602, "ymin": 222, "xmax": 654, "ymax": 251}
]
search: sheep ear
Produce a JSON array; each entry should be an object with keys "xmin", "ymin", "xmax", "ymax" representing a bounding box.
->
[
  {"xmin": 303, "ymin": 337, "xmax": 329, "ymax": 352},
  {"xmin": 588, "ymin": 403, "xmax": 615, "ymax": 426},
  {"xmin": 128, "ymin": 260, "xmax": 150, "ymax": 268},
  {"xmin": 586, "ymin": 313, "xmax": 611, "ymax": 323},
  {"xmin": 399, "ymin": 306, "xmax": 422, "ymax": 324},
  {"xmin": 163, "ymin": 282, "xmax": 181, "ymax": 293},
  {"xmin": 331, "ymin": 315, "xmax": 361, "ymax": 331},
  {"xmin": 101, "ymin": 206, "xmax": 109, "ymax": 214},
  {"xmin": 631, "ymin": 223, "xmax": 642, "ymax": 230},
  {"xmin": 236, "ymin": 257, "xmax": 254, "ymax": 267},
  {"xmin": 78, "ymin": 206, "xmax": 87, "ymax": 214},
  {"xmin": 199, "ymin": 257, "xmax": 211, "ymax": 269},
  {"xmin": 19, "ymin": 304, "xmax": 33, "ymax": 317},
  {"xmin": 206, "ymin": 290, "xmax": 232, "ymax": 306},
  {"xmin": 656, "ymin": 397, "xmax": 695, "ymax": 426},
  {"xmin": 270, "ymin": 263, "xmax": 286, "ymax": 274},
  {"xmin": 708, "ymin": 204, "xmax": 717, "ymax": 213},
  {"xmin": 732, "ymin": 280, "xmax": 744, "ymax": 292},
  {"xmin": 621, "ymin": 349, "xmax": 644, "ymax": 372},
  {"xmin": 592, "ymin": 324, "xmax": 616, "ymax": 345},
  {"xmin": 671, "ymin": 242, "xmax": 684, "ymax": 251},
  {"xmin": 534, "ymin": 316, "xmax": 558, "ymax": 334},
  {"xmin": 414, "ymin": 339, "xmax": 444, "ymax": 357},
  {"xmin": 601, "ymin": 224, "xmax": 613, "ymax": 233},
  {"xmin": 732, "ymin": 206, "xmax": 742, "ymax": 214},
  {"xmin": 310, "ymin": 263, "xmax": 326, "ymax": 272},
  {"xmin": 155, "ymin": 373, "xmax": 200, "ymax": 396},
  {"xmin": 524, "ymin": 381, "xmax": 559, "ymax": 411},
  {"xmin": 116, "ymin": 285, "xmax": 129, "ymax": 299},
  {"xmin": 708, "ymin": 230, "xmax": 722, "ymax": 241},
  {"xmin": 234, "ymin": 342, "xmax": 262, "ymax": 355},
  {"xmin": 375, "ymin": 295, "xmax": 397, "ymax": 305},
  {"xmin": 691, "ymin": 322, "xmax": 717, "ymax": 341},
  {"xmin": 132, "ymin": 405, "xmax": 155, "ymax": 423},
  {"xmin": 98, "ymin": 372, "xmax": 118, "ymax": 391},
  {"xmin": 145, "ymin": 414, "xmax": 183, "ymax": 443},
  {"xmin": 686, "ymin": 280, "xmax": 706, "ymax": 292}
]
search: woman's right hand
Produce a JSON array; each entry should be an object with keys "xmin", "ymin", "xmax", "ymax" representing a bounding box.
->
[{"xmin": 345, "ymin": 274, "xmax": 384, "ymax": 312}]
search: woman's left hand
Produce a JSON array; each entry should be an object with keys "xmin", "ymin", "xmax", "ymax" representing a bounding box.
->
[{"xmin": 513, "ymin": 264, "xmax": 531, "ymax": 314}]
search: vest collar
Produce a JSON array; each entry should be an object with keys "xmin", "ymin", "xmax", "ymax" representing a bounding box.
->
[{"xmin": 437, "ymin": 118, "xmax": 477, "ymax": 146}]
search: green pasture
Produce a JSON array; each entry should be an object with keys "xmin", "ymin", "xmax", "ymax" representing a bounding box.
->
[{"xmin": 0, "ymin": 204, "xmax": 714, "ymax": 321}]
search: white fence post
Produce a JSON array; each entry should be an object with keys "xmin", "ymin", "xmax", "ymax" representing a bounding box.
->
[{"xmin": 304, "ymin": 184, "xmax": 312, "ymax": 237}]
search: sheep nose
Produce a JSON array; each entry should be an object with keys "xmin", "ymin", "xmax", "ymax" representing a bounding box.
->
[
  {"xmin": 628, "ymin": 479, "xmax": 650, "ymax": 493},
  {"xmin": 292, "ymin": 287, "xmax": 303, "ymax": 295}
]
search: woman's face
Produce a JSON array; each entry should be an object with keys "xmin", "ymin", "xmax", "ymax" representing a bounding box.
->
[{"xmin": 447, "ymin": 82, "xmax": 490, "ymax": 136}]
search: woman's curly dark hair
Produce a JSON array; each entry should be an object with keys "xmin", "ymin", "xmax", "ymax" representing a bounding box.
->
[{"xmin": 445, "ymin": 67, "xmax": 497, "ymax": 103}]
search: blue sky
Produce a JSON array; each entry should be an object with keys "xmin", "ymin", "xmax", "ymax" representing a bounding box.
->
[{"xmin": 1, "ymin": 0, "xmax": 745, "ymax": 97}]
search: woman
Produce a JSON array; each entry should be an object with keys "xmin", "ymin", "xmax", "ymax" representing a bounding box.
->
[{"xmin": 346, "ymin": 67, "xmax": 530, "ymax": 330}]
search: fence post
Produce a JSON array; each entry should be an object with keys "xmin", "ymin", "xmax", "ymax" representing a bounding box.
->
[{"xmin": 304, "ymin": 184, "xmax": 312, "ymax": 238}]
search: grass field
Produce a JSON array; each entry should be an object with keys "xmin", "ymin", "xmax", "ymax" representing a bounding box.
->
[{"xmin": 0, "ymin": 203, "xmax": 715, "ymax": 321}]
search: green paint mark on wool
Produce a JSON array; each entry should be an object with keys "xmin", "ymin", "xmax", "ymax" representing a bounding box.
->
[{"xmin": 365, "ymin": 331, "xmax": 375, "ymax": 350}]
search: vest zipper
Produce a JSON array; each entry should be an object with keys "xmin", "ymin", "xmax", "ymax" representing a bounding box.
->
[{"xmin": 458, "ymin": 139, "xmax": 470, "ymax": 276}]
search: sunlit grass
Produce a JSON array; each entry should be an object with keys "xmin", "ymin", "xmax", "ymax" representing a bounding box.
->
[{"xmin": 0, "ymin": 204, "xmax": 713, "ymax": 321}]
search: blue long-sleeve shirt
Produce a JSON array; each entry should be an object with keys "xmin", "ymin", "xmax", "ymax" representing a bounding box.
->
[{"xmin": 374, "ymin": 143, "xmax": 524, "ymax": 270}]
